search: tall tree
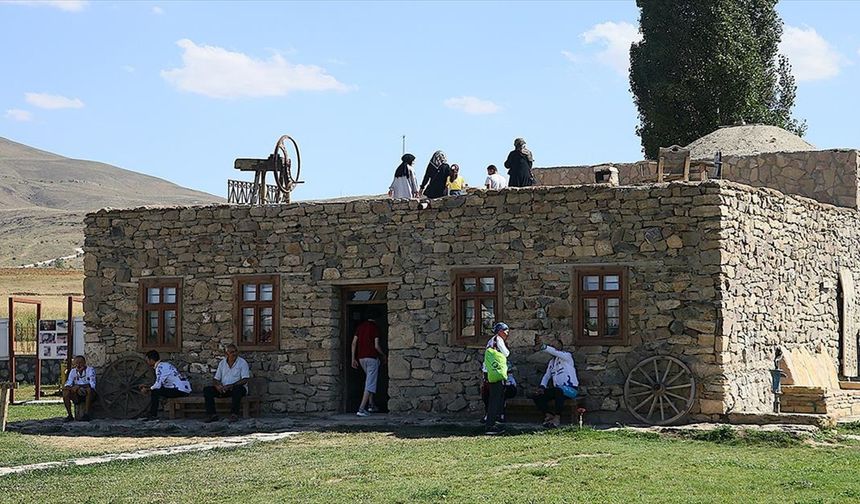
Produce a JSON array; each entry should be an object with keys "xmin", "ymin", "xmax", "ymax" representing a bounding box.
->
[{"xmin": 629, "ymin": 0, "xmax": 805, "ymax": 159}]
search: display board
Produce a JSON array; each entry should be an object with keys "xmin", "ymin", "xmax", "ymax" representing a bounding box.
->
[{"xmin": 38, "ymin": 319, "xmax": 68, "ymax": 360}]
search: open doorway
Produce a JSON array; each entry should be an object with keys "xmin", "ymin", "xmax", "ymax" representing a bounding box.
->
[{"xmin": 341, "ymin": 286, "xmax": 388, "ymax": 414}]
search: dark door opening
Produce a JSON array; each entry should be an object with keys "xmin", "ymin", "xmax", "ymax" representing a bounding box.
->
[{"xmin": 341, "ymin": 287, "xmax": 388, "ymax": 414}]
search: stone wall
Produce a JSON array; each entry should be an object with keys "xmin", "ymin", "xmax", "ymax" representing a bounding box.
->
[
  {"xmin": 0, "ymin": 358, "xmax": 63, "ymax": 385},
  {"xmin": 83, "ymin": 182, "xmax": 726, "ymax": 420},
  {"xmin": 535, "ymin": 150, "xmax": 860, "ymax": 210},
  {"xmin": 719, "ymin": 182, "xmax": 860, "ymax": 414},
  {"xmin": 536, "ymin": 162, "xmax": 656, "ymax": 187}
]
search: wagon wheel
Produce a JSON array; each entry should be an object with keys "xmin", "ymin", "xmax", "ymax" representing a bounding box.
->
[
  {"xmin": 99, "ymin": 356, "xmax": 153, "ymax": 419},
  {"xmin": 272, "ymin": 134, "xmax": 302, "ymax": 197},
  {"xmin": 624, "ymin": 355, "xmax": 695, "ymax": 426}
]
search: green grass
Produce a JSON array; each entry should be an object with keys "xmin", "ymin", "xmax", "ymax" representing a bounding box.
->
[
  {"xmin": 0, "ymin": 432, "xmax": 93, "ymax": 467},
  {"xmin": 1, "ymin": 401, "xmax": 72, "ymax": 466},
  {"xmin": 1, "ymin": 427, "xmax": 860, "ymax": 503}
]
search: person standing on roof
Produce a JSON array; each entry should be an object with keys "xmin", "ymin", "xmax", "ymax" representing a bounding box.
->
[
  {"xmin": 420, "ymin": 150, "xmax": 451, "ymax": 198},
  {"xmin": 505, "ymin": 138, "xmax": 535, "ymax": 187},
  {"xmin": 389, "ymin": 153, "xmax": 419, "ymax": 199}
]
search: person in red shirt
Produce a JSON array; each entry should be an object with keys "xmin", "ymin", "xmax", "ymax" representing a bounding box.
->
[{"xmin": 351, "ymin": 318, "xmax": 387, "ymax": 416}]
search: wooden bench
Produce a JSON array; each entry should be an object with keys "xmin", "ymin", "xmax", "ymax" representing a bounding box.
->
[
  {"xmin": 504, "ymin": 394, "xmax": 587, "ymax": 425},
  {"xmin": 165, "ymin": 377, "xmax": 265, "ymax": 419}
]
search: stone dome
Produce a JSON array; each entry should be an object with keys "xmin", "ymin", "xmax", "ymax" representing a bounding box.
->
[{"xmin": 684, "ymin": 124, "xmax": 815, "ymax": 160}]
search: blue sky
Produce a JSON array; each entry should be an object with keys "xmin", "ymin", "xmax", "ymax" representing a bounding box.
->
[{"xmin": 2, "ymin": 0, "xmax": 859, "ymax": 201}]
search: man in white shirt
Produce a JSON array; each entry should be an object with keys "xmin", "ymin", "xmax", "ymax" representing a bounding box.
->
[
  {"xmin": 532, "ymin": 336, "xmax": 579, "ymax": 428},
  {"xmin": 203, "ymin": 344, "xmax": 251, "ymax": 422},
  {"xmin": 62, "ymin": 355, "xmax": 96, "ymax": 422},
  {"xmin": 139, "ymin": 350, "xmax": 191, "ymax": 421},
  {"xmin": 484, "ymin": 164, "xmax": 508, "ymax": 190}
]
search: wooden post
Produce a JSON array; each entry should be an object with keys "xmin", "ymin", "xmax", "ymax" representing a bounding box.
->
[
  {"xmin": 8, "ymin": 298, "xmax": 14, "ymax": 404},
  {"xmin": 0, "ymin": 383, "xmax": 11, "ymax": 432},
  {"xmin": 35, "ymin": 303, "xmax": 41, "ymax": 401}
]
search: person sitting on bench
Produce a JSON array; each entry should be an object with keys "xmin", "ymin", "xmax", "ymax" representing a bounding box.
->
[
  {"xmin": 62, "ymin": 355, "xmax": 96, "ymax": 422},
  {"xmin": 203, "ymin": 344, "xmax": 251, "ymax": 423},
  {"xmin": 139, "ymin": 350, "xmax": 191, "ymax": 421},
  {"xmin": 532, "ymin": 336, "xmax": 579, "ymax": 428}
]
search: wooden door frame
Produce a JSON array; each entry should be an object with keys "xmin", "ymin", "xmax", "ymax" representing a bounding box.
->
[{"xmin": 340, "ymin": 285, "xmax": 388, "ymax": 413}]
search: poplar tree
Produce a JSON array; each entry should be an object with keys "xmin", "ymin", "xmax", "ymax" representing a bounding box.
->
[{"xmin": 629, "ymin": 0, "xmax": 806, "ymax": 159}]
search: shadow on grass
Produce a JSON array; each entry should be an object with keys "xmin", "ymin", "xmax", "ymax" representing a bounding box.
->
[{"xmin": 688, "ymin": 425, "xmax": 801, "ymax": 447}]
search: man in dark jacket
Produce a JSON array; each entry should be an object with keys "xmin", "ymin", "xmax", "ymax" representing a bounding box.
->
[{"xmin": 505, "ymin": 137, "xmax": 535, "ymax": 187}]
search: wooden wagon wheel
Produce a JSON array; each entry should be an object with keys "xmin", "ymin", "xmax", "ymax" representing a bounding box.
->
[
  {"xmin": 624, "ymin": 355, "xmax": 696, "ymax": 425},
  {"xmin": 272, "ymin": 134, "xmax": 302, "ymax": 196},
  {"xmin": 99, "ymin": 356, "xmax": 154, "ymax": 419}
]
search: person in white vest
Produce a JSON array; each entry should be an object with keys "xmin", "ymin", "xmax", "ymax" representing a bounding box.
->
[
  {"xmin": 203, "ymin": 344, "xmax": 251, "ymax": 423},
  {"xmin": 62, "ymin": 355, "xmax": 96, "ymax": 422},
  {"xmin": 532, "ymin": 336, "xmax": 579, "ymax": 428},
  {"xmin": 138, "ymin": 350, "xmax": 191, "ymax": 421}
]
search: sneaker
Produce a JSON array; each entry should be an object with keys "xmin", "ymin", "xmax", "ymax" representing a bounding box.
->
[
  {"xmin": 485, "ymin": 424, "xmax": 505, "ymax": 436},
  {"xmin": 356, "ymin": 409, "xmax": 370, "ymax": 417},
  {"xmin": 204, "ymin": 415, "xmax": 220, "ymax": 423},
  {"xmin": 64, "ymin": 415, "xmax": 74, "ymax": 423},
  {"xmin": 367, "ymin": 405, "xmax": 379, "ymax": 413},
  {"xmin": 81, "ymin": 414, "xmax": 92, "ymax": 422},
  {"xmin": 228, "ymin": 414, "xmax": 240, "ymax": 423}
]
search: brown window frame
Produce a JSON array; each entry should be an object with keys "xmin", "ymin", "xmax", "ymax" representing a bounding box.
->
[
  {"xmin": 573, "ymin": 266, "xmax": 629, "ymax": 345},
  {"xmin": 451, "ymin": 268, "xmax": 504, "ymax": 346},
  {"xmin": 234, "ymin": 274, "xmax": 281, "ymax": 351},
  {"xmin": 138, "ymin": 278, "xmax": 183, "ymax": 351}
]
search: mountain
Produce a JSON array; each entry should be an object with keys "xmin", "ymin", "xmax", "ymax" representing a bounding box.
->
[{"xmin": 0, "ymin": 137, "xmax": 224, "ymax": 267}]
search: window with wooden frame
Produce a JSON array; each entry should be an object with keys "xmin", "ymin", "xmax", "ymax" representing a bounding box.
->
[
  {"xmin": 139, "ymin": 278, "xmax": 182, "ymax": 351},
  {"xmin": 452, "ymin": 269, "xmax": 503, "ymax": 345},
  {"xmin": 574, "ymin": 267, "xmax": 628, "ymax": 345},
  {"xmin": 234, "ymin": 275, "xmax": 280, "ymax": 350}
]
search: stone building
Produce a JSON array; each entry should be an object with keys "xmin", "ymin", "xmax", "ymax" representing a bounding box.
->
[{"xmin": 82, "ymin": 126, "xmax": 860, "ymax": 424}]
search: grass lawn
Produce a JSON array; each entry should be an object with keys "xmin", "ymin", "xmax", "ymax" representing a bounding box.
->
[{"xmin": 1, "ymin": 426, "xmax": 859, "ymax": 503}]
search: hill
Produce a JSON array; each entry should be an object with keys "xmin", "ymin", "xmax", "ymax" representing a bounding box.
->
[{"xmin": 0, "ymin": 137, "xmax": 223, "ymax": 267}]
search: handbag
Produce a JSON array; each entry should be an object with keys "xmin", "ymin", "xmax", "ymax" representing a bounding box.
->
[
  {"xmin": 560, "ymin": 385, "xmax": 579, "ymax": 399},
  {"xmin": 483, "ymin": 348, "xmax": 508, "ymax": 383}
]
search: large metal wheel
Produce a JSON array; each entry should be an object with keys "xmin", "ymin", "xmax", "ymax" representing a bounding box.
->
[
  {"xmin": 624, "ymin": 355, "xmax": 695, "ymax": 425},
  {"xmin": 272, "ymin": 134, "xmax": 301, "ymax": 194},
  {"xmin": 99, "ymin": 356, "xmax": 153, "ymax": 419}
]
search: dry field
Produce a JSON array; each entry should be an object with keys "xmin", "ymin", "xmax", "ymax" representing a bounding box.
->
[{"xmin": 0, "ymin": 267, "xmax": 84, "ymax": 318}]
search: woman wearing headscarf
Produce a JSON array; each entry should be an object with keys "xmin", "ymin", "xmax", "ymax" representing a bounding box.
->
[
  {"xmin": 504, "ymin": 137, "xmax": 535, "ymax": 188},
  {"xmin": 388, "ymin": 153, "xmax": 419, "ymax": 199},
  {"xmin": 419, "ymin": 150, "xmax": 451, "ymax": 199}
]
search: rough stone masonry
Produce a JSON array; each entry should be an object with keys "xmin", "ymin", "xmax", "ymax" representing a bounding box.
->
[{"xmin": 82, "ymin": 179, "xmax": 860, "ymax": 423}]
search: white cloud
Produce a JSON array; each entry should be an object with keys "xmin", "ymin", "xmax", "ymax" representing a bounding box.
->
[
  {"xmin": 160, "ymin": 39, "xmax": 350, "ymax": 99},
  {"xmin": 5, "ymin": 109, "xmax": 33, "ymax": 121},
  {"xmin": 780, "ymin": 25, "xmax": 842, "ymax": 81},
  {"xmin": 3, "ymin": 1, "xmax": 88, "ymax": 11},
  {"xmin": 152, "ymin": 6, "xmax": 163, "ymax": 15},
  {"xmin": 443, "ymin": 96, "xmax": 501, "ymax": 115},
  {"xmin": 25, "ymin": 92, "xmax": 84, "ymax": 109},
  {"xmin": 580, "ymin": 21, "xmax": 642, "ymax": 76}
]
